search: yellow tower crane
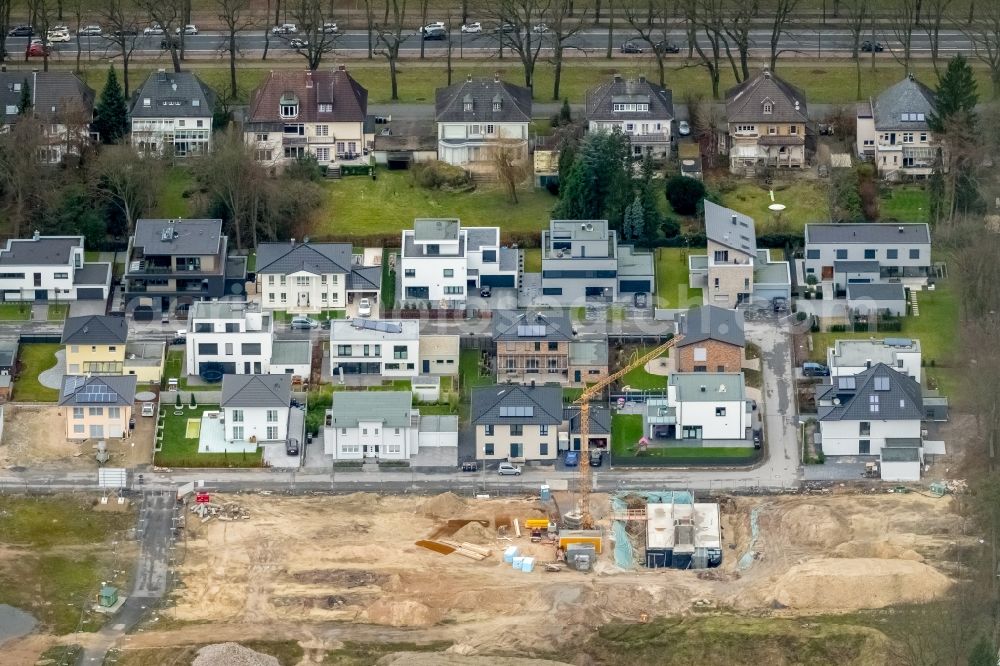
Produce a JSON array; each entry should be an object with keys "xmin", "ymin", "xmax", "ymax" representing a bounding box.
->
[{"xmin": 571, "ymin": 334, "xmax": 681, "ymax": 529}]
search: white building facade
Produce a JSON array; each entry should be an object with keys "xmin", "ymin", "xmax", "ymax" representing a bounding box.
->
[
  {"xmin": 329, "ymin": 319, "xmax": 420, "ymax": 378},
  {"xmin": 129, "ymin": 70, "xmax": 214, "ymax": 157},
  {"xmin": 185, "ymin": 302, "xmax": 273, "ymax": 376},
  {"xmin": 0, "ymin": 234, "xmax": 111, "ymax": 302}
]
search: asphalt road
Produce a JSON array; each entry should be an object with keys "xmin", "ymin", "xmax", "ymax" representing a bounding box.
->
[{"xmin": 5, "ymin": 26, "xmax": 980, "ymax": 59}]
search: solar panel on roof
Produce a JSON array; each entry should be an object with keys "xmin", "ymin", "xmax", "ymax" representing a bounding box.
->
[{"xmin": 354, "ymin": 319, "xmax": 403, "ymax": 334}]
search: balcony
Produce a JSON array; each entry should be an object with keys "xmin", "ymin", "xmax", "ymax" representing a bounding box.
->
[{"xmin": 282, "ymin": 136, "xmax": 308, "ymax": 146}]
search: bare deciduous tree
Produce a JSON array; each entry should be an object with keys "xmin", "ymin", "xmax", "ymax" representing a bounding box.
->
[
  {"xmin": 485, "ymin": 0, "xmax": 551, "ymax": 90},
  {"xmin": 0, "ymin": 0, "xmax": 12, "ymax": 64},
  {"xmin": 549, "ymin": 0, "xmax": 587, "ymax": 99},
  {"xmin": 281, "ymin": 0, "xmax": 341, "ymax": 70},
  {"xmin": 99, "ymin": 0, "xmax": 141, "ymax": 96},
  {"xmin": 887, "ymin": 0, "xmax": 919, "ymax": 73},
  {"xmin": 492, "ymin": 138, "xmax": 528, "ymax": 204},
  {"xmin": 374, "ymin": 0, "xmax": 408, "ymax": 101},
  {"xmin": 842, "ymin": 0, "xmax": 869, "ymax": 99},
  {"xmin": 962, "ymin": 3, "xmax": 1000, "ymax": 96},
  {"xmin": 216, "ymin": 0, "xmax": 255, "ymax": 100},
  {"xmin": 686, "ymin": 0, "xmax": 728, "ymax": 99},
  {"xmin": 768, "ymin": 0, "xmax": 801, "ymax": 72},
  {"xmin": 722, "ymin": 0, "xmax": 756, "ymax": 83},
  {"xmin": 922, "ymin": 0, "xmax": 953, "ymax": 77},
  {"xmin": 134, "ymin": 0, "xmax": 185, "ymax": 72},
  {"xmin": 624, "ymin": 0, "xmax": 683, "ymax": 87},
  {"xmin": 93, "ymin": 145, "xmax": 161, "ymax": 237},
  {"xmin": 0, "ymin": 118, "xmax": 45, "ymax": 237},
  {"xmin": 195, "ymin": 126, "xmax": 268, "ymax": 249}
]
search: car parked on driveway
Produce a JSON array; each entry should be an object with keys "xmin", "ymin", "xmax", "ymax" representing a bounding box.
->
[
  {"xmin": 589, "ymin": 449, "xmax": 603, "ymax": 466},
  {"xmin": 619, "ymin": 41, "xmax": 643, "ymax": 53},
  {"xmin": 480, "ymin": 284, "xmax": 492, "ymax": 298},
  {"xmin": 678, "ymin": 120, "xmax": 691, "ymax": 136},
  {"xmin": 772, "ymin": 296, "xmax": 789, "ymax": 313},
  {"xmin": 564, "ymin": 451, "xmax": 579, "ymax": 467},
  {"xmin": 633, "ymin": 291, "xmax": 648, "ymax": 308},
  {"xmin": 358, "ymin": 298, "xmax": 372, "ymax": 317},
  {"xmin": 290, "ymin": 316, "xmax": 318, "ymax": 330},
  {"xmin": 802, "ymin": 362, "xmax": 830, "ymax": 377},
  {"xmin": 497, "ymin": 462, "xmax": 521, "ymax": 476}
]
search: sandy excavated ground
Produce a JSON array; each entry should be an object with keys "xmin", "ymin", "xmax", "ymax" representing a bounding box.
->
[
  {"xmin": 0, "ymin": 405, "xmax": 153, "ymax": 470},
  {"xmin": 151, "ymin": 490, "xmax": 970, "ymax": 656}
]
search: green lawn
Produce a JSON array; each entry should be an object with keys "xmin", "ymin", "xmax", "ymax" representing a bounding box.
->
[
  {"xmin": 611, "ymin": 414, "xmax": 645, "ymax": 453},
  {"xmin": 84, "ymin": 250, "xmax": 101, "ymax": 262},
  {"xmin": 155, "ymin": 404, "xmax": 264, "ymax": 468},
  {"xmin": 460, "ymin": 348, "xmax": 495, "ymax": 397},
  {"xmin": 880, "ymin": 185, "xmax": 930, "ymax": 223},
  {"xmin": 319, "ymin": 170, "xmax": 555, "ymax": 242},
  {"xmin": 47, "ymin": 303, "xmax": 70, "ymax": 321},
  {"xmin": 381, "ymin": 251, "xmax": 397, "ymax": 310},
  {"xmin": 271, "ymin": 310, "xmax": 345, "ymax": 323},
  {"xmin": 154, "ymin": 167, "xmax": 196, "ymax": 219},
  {"xmin": 655, "ymin": 248, "xmax": 702, "ymax": 309},
  {"xmin": 523, "ymin": 248, "xmax": 542, "ymax": 273},
  {"xmin": 619, "ymin": 346, "xmax": 670, "ymax": 391},
  {"xmin": 718, "ymin": 180, "xmax": 830, "ymax": 234},
  {"xmin": 13, "ymin": 343, "xmax": 61, "ymax": 402},
  {"xmin": 0, "ymin": 302, "xmax": 31, "ymax": 320}
]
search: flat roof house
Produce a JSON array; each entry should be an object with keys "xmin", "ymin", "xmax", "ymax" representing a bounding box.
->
[
  {"xmin": 59, "ymin": 374, "xmax": 137, "ymax": 440},
  {"xmin": 329, "ymin": 319, "xmax": 421, "ymax": 378},
  {"xmin": 646, "ymin": 373, "xmax": 750, "ymax": 443},
  {"xmin": 803, "ymin": 223, "xmax": 932, "ymax": 298},
  {"xmin": 471, "ymin": 384, "xmax": 563, "ymax": 462},
  {"xmin": 827, "ymin": 337, "xmax": 922, "ymax": 384},
  {"xmin": 186, "ymin": 301, "xmax": 273, "ymax": 377},
  {"xmin": 0, "ymin": 233, "xmax": 111, "ymax": 303},
  {"xmin": 124, "ymin": 219, "xmax": 246, "ymax": 314},
  {"xmin": 539, "ymin": 220, "xmax": 655, "ymax": 305}
]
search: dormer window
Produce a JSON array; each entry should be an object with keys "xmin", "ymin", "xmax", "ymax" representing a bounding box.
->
[
  {"xmin": 279, "ymin": 93, "xmax": 299, "ymax": 119},
  {"xmin": 762, "ymin": 99, "xmax": 773, "ymax": 114},
  {"xmin": 463, "ymin": 94, "xmax": 474, "ymax": 112},
  {"xmin": 318, "ymin": 103, "xmax": 332, "ymax": 112},
  {"xmin": 492, "ymin": 94, "xmax": 502, "ymax": 112}
]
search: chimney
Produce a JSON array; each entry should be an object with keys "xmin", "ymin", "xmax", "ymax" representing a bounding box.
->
[
  {"xmin": 908, "ymin": 72, "xmax": 914, "ymax": 81},
  {"xmin": 291, "ymin": 238, "xmax": 296, "ymax": 246},
  {"xmin": 731, "ymin": 214, "xmax": 737, "ymax": 225},
  {"xmin": 33, "ymin": 230, "xmax": 40, "ymax": 241},
  {"xmin": 494, "ymin": 71, "xmax": 501, "ymax": 83},
  {"xmin": 613, "ymin": 72, "xmax": 621, "ymax": 81},
  {"xmin": 794, "ymin": 100, "xmax": 800, "ymax": 111},
  {"xmin": 338, "ymin": 64, "xmax": 346, "ymax": 71},
  {"xmin": 898, "ymin": 226, "xmax": 905, "ymax": 233},
  {"xmin": 638, "ymin": 75, "xmax": 646, "ymax": 83},
  {"xmin": 305, "ymin": 70, "xmax": 313, "ymax": 88},
  {"xmin": 466, "ymin": 74, "xmax": 473, "ymax": 83}
]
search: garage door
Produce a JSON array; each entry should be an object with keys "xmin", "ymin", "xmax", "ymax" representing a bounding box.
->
[
  {"xmin": 77, "ymin": 288, "xmax": 105, "ymax": 300},
  {"xmin": 480, "ymin": 275, "xmax": 515, "ymax": 288},
  {"xmin": 619, "ymin": 279, "xmax": 652, "ymax": 293},
  {"xmin": 109, "ymin": 425, "xmax": 123, "ymax": 438}
]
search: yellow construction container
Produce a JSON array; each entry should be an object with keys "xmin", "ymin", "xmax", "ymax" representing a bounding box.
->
[
  {"xmin": 524, "ymin": 519, "xmax": 550, "ymax": 530},
  {"xmin": 558, "ymin": 530, "xmax": 603, "ymax": 554}
]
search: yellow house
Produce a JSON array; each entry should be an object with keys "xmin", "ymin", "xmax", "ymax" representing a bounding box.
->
[
  {"xmin": 61, "ymin": 315, "xmax": 128, "ymax": 375},
  {"xmin": 59, "ymin": 375, "xmax": 137, "ymax": 440}
]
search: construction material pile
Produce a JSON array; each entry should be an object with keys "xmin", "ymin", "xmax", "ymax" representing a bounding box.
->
[
  {"xmin": 192, "ymin": 643, "xmax": 279, "ymax": 666},
  {"xmin": 190, "ymin": 501, "xmax": 250, "ymax": 523},
  {"xmin": 416, "ymin": 539, "xmax": 492, "ymax": 560}
]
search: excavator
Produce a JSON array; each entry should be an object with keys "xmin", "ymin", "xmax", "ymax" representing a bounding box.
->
[{"xmin": 571, "ymin": 334, "xmax": 681, "ymax": 529}]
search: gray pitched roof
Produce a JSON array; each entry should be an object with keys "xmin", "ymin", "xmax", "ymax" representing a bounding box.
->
[
  {"xmin": 61, "ymin": 315, "xmax": 128, "ymax": 345},
  {"xmin": 805, "ymin": 223, "xmax": 930, "ymax": 244},
  {"xmin": 471, "ymin": 384, "xmax": 563, "ymax": 426},
  {"xmin": 255, "ymin": 242, "xmax": 352, "ymax": 275},
  {"xmin": 347, "ymin": 266, "xmax": 381, "ymax": 291},
  {"xmin": 0, "ymin": 71, "xmax": 94, "ymax": 124},
  {"xmin": 704, "ymin": 201, "xmax": 756, "ymax": 255},
  {"xmin": 329, "ymin": 390, "xmax": 412, "ymax": 429},
  {"xmin": 0, "ymin": 235, "xmax": 82, "ymax": 266},
  {"xmin": 817, "ymin": 363, "xmax": 923, "ymax": 422},
  {"xmin": 873, "ymin": 76, "xmax": 936, "ymax": 131},
  {"xmin": 726, "ymin": 70, "xmax": 807, "ymax": 123},
  {"xmin": 133, "ymin": 219, "xmax": 223, "ymax": 256},
  {"xmin": 436, "ymin": 76, "xmax": 532, "ymax": 123},
  {"xmin": 585, "ymin": 75, "xmax": 674, "ymax": 121},
  {"xmin": 563, "ymin": 405, "xmax": 612, "ymax": 435},
  {"xmin": 492, "ymin": 310, "xmax": 575, "ymax": 342},
  {"xmin": 130, "ymin": 70, "xmax": 215, "ymax": 118},
  {"xmin": 847, "ymin": 282, "xmax": 907, "ymax": 302},
  {"xmin": 59, "ymin": 374, "xmax": 137, "ymax": 406},
  {"xmin": 677, "ymin": 306, "xmax": 746, "ymax": 348},
  {"xmin": 220, "ymin": 374, "xmax": 291, "ymax": 408}
]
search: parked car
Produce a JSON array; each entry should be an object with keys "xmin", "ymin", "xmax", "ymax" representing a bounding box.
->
[
  {"xmin": 422, "ymin": 27, "xmax": 446, "ymax": 40},
  {"xmin": 8, "ymin": 25, "xmax": 33, "ymax": 37},
  {"xmin": 111, "ymin": 27, "xmax": 139, "ymax": 36},
  {"xmin": 175, "ymin": 24, "xmax": 198, "ymax": 35},
  {"xmin": 497, "ymin": 462, "xmax": 522, "ymax": 476},
  {"xmin": 27, "ymin": 42, "xmax": 50, "ymax": 56},
  {"xmin": 678, "ymin": 120, "xmax": 691, "ymax": 136},
  {"xmin": 461, "ymin": 22, "xmax": 482, "ymax": 33},
  {"xmin": 290, "ymin": 316, "xmax": 319, "ymax": 329},
  {"xmin": 861, "ymin": 40, "xmax": 884, "ymax": 52},
  {"xmin": 289, "ymin": 37, "xmax": 309, "ymax": 48},
  {"xmin": 480, "ymin": 284, "xmax": 492, "ymax": 298},
  {"xmin": 589, "ymin": 449, "xmax": 603, "ymax": 467},
  {"xmin": 802, "ymin": 362, "xmax": 830, "ymax": 377},
  {"xmin": 286, "ymin": 438, "xmax": 300, "ymax": 456},
  {"xmin": 47, "ymin": 28, "xmax": 71, "ymax": 42},
  {"xmin": 272, "ymin": 23, "xmax": 297, "ymax": 34},
  {"xmin": 564, "ymin": 451, "xmax": 579, "ymax": 467},
  {"xmin": 160, "ymin": 37, "xmax": 177, "ymax": 50},
  {"xmin": 532, "ymin": 23, "xmax": 549, "ymax": 33},
  {"xmin": 141, "ymin": 402, "xmax": 155, "ymax": 417},
  {"xmin": 772, "ymin": 296, "xmax": 789, "ymax": 313},
  {"xmin": 654, "ymin": 40, "xmax": 680, "ymax": 53},
  {"xmin": 496, "ymin": 22, "xmax": 517, "ymax": 33},
  {"xmin": 633, "ymin": 291, "xmax": 648, "ymax": 308},
  {"xmin": 80, "ymin": 25, "xmax": 103, "ymax": 36},
  {"xmin": 421, "ymin": 21, "xmax": 445, "ymax": 32},
  {"xmin": 619, "ymin": 41, "xmax": 643, "ymax": 53},
  {"xmin": 322, "ymin": 22, "xmax": 338, "ymax": 33},
  {"xmin": 753, "ymin": 429, "xmax": 762, "ymax": 449},
  {"xmin": 143, "ymin": 24, "xmax": 164, "ymax": 35},
  {"xmin": 358, "ymin": 297, "xmax": 372, "ymax": 317}
]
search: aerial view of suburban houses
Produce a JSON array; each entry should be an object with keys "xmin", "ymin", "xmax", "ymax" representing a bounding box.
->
[{"xmin": 0, "ymin": 8, "xmax": 995, "ymax": 663}]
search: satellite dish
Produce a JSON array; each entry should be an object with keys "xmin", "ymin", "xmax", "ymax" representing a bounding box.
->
[{"xmin": 768, "ymin": 203, "xmax": 786, "ymax": 212}]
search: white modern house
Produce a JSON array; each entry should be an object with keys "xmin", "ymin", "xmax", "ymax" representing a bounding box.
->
[
  {"xmin": 585, "ymin": 74, "xmax": 674, "ymax": 158},
  {"xmin": 815, "ymin": 363, "xmax": 924, "ymax": 479},
  {"xmin": 329, "ymin": 319, "xmax": 420, "ymax": 378},
  {"xmin": 129, "ymin": 70, "xmax": 215, "ymax": 157},
  {"xmin": 323, "ymin": 390, "xmax": 457, "ymax": 461},
  {"xmin": 185, "ymin": 301, "xmax": 273, "ymax": 376},
  {"xmin": 856, "ymin": 75, "xmax": 938, "ymax": 180},
  {"xmin": 399, "ymin": 218, "xmax": 518, "ymax": 305},
  {"xmin": 418, "ymin": 334, "xmax": 461, "ymax": 376},
  {"xmin": 0, "ymin": 233, "xmax": 111, "ymax": 302},
  {"xmin": 220, "ymin": 374, "xmax": 291, "ymax": 444},
  {"xmin": 434, "ymin": 74, "xmax": 532, "ymax": 171},
  {"xmin": 646, "ymin": 373, "xmax": 750, "ymax": 442},
  {"xmin": 827, "ymin": 337, "xmax": 922, "ymax": 384}
]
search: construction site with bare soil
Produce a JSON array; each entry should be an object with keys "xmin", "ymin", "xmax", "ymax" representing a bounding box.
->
[{"xmin": 99, "ymin": 486, "xmax": 976, "ymax": 665}]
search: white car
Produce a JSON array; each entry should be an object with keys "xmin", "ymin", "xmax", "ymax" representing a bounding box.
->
[
  {"xmin": 421, "ymin": 21, "xmax": 445, "ymax": 33},
  {"xmin": 497, "ymin": 462, "xmax": 522, "ymax": 476},
  {"xmin": 678, "ymin": 120, "xmax": 691, "ymax": 136},
  {"xmin": 322, "ymin": 22, "xmax": 338, "ymax": 33},
  {"xmin": 46, "ymin": 29, "xmax": 71, "ymax": 42},
  {"xmin": 461, "ymin": 22, "xmax": 481, "ymax": 33},
  {"xmin": 289, "ymin": 38, "xmax": 308, "ymax": 49},
  {"xmin": 358, "ymin": 298, "xmax": 372, "ymax": 317},
  {"xmin": 143, "ymin": 24, "xmax": 164, "ymax": 35},
  {"xmin": 141, "ymin": 402, "xmax": 155, "ymax": 417},
  {"xmin": 79, "ymin": 25, "xmax": 102, "ymax": 36},
  {"xmin": 175, "ymin": 24, "xmax": 198, "ymax": 35},
  {"xmin": 272, "ymin": 23, "xmax": 297, "ymax": 34},
  {"xmin": 532, "ymin": 23, "xmax": 549, "ymax": 33}
]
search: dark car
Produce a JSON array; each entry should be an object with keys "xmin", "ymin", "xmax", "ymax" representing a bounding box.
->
[
  {"xmin": 802, "ymin": 362, "xmax": 830, "ymax": 377},
  {"xmin": 286, "ymin": 438, "xmax": 300, "ymax": 456},
  {"xmin": 589, "ymin": 449, "xmax": 603, "ymax": 467},
  {"xmin": 496, "ymin": 22, "xmax": 517, "ymax": 33},
  {"xmin": 861, "ymin": 40, "xmax": 884, "ymax": 52},
  {"xmin": 753, "ymin": 429, "xmax": 762, "ymax": 449},
  {"xmin": 633, "ymin": 291, "xmax": 648, "ymax": 308},
  {"xmin": 772, "ymin": 296, "xmax": 789, "ymax": 313},
  {"xmin": 112, "ymin": 27, "xmax": 139, "ymax": 36},
  {"xmin": 423, "ymin": 26, "xmax": 446, "ymax": 40},
  {"xmin": 619, "ymin": 41, "xmax": 643, "ymax": 54},
  {"xmin": 654, "ymin": 40, "xmax": 680, "ymax": 53},
  {"xmin": 8, "ymin": 25, "xmax": 33, "ymax": 37},
  {"xmin": 480, "ymin": 284, "xmax": 492, "ymax": 298}
]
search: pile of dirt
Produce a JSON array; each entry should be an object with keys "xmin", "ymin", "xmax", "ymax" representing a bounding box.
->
[
  {"xmin": 451, "ymin": 521, "xmax": 494, "ymax": 544},
  {"xmin": 192, "ymin": 643, "xmax": 280, "ymax": 666},
  {"xmin": 772, "ymin": 558, "xmax": 951, "ymax": 610},
  {"xmin": 377, "ymin": 654, "xmax": 573, "ymax": 665},
  {"xmin": 832, "ymin": 540, "xmax": 924, "ymax": 561},
  {"xmin": 363, "ymin": 598, "xmax": 443, "ymax": 627},
  {"xmin": 290, "ymin": 569, "xmax": 382, "ymax": 587},
  {"xmin": 778, "ymin": 504, "xmax": 848, "ymax": 547},
  {"xmin": 420, "ymin": 493, "xmax": 468, "ymax": 518}
]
